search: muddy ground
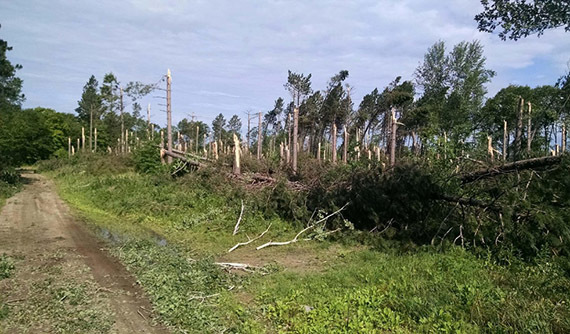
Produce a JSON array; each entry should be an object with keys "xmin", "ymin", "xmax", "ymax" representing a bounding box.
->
[{"xmin": 0, "ymin": 173, "xmax": 167, "ymax": 333}]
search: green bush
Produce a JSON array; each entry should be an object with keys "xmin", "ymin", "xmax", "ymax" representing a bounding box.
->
[{"xmin": 0, "ymin": 254, "xmax": 15, "ymax": 280}]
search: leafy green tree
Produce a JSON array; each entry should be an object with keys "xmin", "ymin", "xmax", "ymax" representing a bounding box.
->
[
  {"xmin": 265, "ymin": 97, "xmax": 284, "ymax": 134},
  {"xmin": 284, "ymin": 71, "xmax": 313, "ymax": 107},
  {"xmin": 0, "ymin": 26, "xmax": 24, "ymax": 108},
  {"xmin": 212, "ymin": 113, "xmax": 226, "ymax": 141},
  {"xmin": 475, "ymin": 0, "xmax": 570, "ymax": 40},
  {"xmin": 415, "ymin": 40, "xmax": 495, "ymax": 142},
  {"xmin": 228, "ymin": 115, "xmax": 242, "ymax": 136},
  {"xmin": 479, "ymin": 84, "xmax": 563, "ymax": 155},
  {"xmin": 75, "ymin": 75, "xmax": 102, "ymax": 150}
]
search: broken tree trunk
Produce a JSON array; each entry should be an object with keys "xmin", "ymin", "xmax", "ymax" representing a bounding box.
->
[
  {"xmin": 503, "ymin": 120, "xmax": 508, "ymax": 161},
  {"xmin": 257, "ymin": 112, "xmax": 262, "ymax": 160},
  {"xmin": 332, "ymin": 123, "xmax": 337, "ymax": 164},
  {"xmin": 461, "ymin": 155, "xmax": 562, "ymax": 183},
  {"xmin": 527, "ymin": 102, "xmax": 532, "ymax": 153},
  {"xmin": 162, "ymin": 150, "xmax": 204, "ymax": 167},
  {"xmin": 292, "ymin": 107, "xmax": 299, "ymax": 174},
  {"xmin": 514, "ymin": 97, "xmax": 524, "ymax": 160},
  {"xmin": 233, "ymin": 133, "xmax": 241, "ymax": 175},
  {"xmin": 389, "ymin": 108, "xmax": 397, "ymax": 167},
  {"xmin": 343, "ymin": 126, "xmax": 348, "ymax": 163}
]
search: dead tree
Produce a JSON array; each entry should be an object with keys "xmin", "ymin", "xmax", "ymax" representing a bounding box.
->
[
  {"xmin": 257, "ymin": 112, "xmax": 262, "ymax": 160},
  {"xmin": 461, "ymin": 155, "xmax": 562, "ymax": 183},
  {"xmin": 514, "ymin": 96, "xmax": 524, "ymax": 160},
  {"xmin": 292, "ymin": 107, "xmax": 299, "ymax": 174},
  {"xmin": 389, "ymin": 108, "xmax": 397, "ymax": 167},
  {"xmin": 527, "ymin": 102, "xmax": 532, "ymax": 153},
  {"xmin": 503, "ymin": 120, "xmax": 508, "ymax": 161},
  {"xmin": 233, "ymin": 133, "xmax": 241, "ymax": 175},
  {"xmin": 166, "ymin": 69, "xmax": 173, "ymax": 164},
  {"xmin": 331, "ymin": 123, "xmax": 337, "ymax": 164},
  {"xmin": 343, "ymin": 125, "xmax": 348, "ymax": 163}
]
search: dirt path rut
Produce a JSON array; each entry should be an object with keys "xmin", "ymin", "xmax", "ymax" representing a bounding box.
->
[{"xmin": 0, "ymin": 173, "xmax": 167, "ymax": 333}]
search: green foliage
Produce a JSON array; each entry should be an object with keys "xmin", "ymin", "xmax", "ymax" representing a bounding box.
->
[
  {"xmin": 0, "ymin": 27, "xmax": 25, "ymax": 108},
  {"xmin": 112, "ymin": 239, "xmax": 237, "ymax": 333},
  {"xmin": 255, "ymin": 248, "xmax": 570, "ymax": 333},
  {"xmin": 0, "ymin": 254, "xmax": 15, "ymax": 280},
  {"xmin": 475, "ymin": 0, "xmax": 570, "ymax": 40},
  {"xmin": 132, "ymin": 141, "xmax": 165, "ymax": 174}
]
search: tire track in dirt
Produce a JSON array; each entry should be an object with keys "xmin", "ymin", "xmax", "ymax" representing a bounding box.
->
[{"xmin": 0, "ymin": 173, "xmax": 168, "ymax": 333}]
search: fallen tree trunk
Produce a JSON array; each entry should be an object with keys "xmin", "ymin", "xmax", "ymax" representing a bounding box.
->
[
  {"xmin": 461, "ymin": 155, "xmax": 562, "ymax": 183},
  {"xmin": 162, "ymin": 149, "xmax": 205, "ymax": 167},
  {"xmin": 437, "ymin": 194, "xmax": 500, "ymax": 212}
]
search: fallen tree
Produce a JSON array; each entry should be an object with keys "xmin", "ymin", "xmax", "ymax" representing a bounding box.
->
[
  {"xmin": 161, "ymin": 149, "xmax": 205, "ymax": 167},
  {"xmin": 461, "ymin": 155, "xmax": 562, "ymax": 183}
]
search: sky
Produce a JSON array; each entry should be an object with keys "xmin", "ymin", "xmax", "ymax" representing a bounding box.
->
[{"xmin": 1, "ymin": 0, "xmax": 569, "ymax": 128}]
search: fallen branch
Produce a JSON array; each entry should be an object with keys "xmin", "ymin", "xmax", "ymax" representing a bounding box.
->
[
  {"xmin": 461, "ymin": 155, "xmax": 562, "ymax": 183},
  {"xmin": 437, "ymin": 194, "xmax": 500, "ymax": 212},
  {"xmin": 233, "ymin": 200, "xmax": 245, "ymax": 235},
  {"xmin": 215, "ymin": 262, "xmax": 261, "ymax": 273},
  {"xmin": 162, "ymin": 150, "xmax": 205, "ymax": 167},
  {"xmin": 228, "ymin": 223, "xmax": 272, "ymax": 252},
  {"xmin": 256, "ymin": 203, "xmax": 349, "ymax": 250}
]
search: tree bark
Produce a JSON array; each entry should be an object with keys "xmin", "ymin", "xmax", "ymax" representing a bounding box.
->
[
  {"xmin": 331, "ymin": 123, "xmax": 337, "ymax": 164},
  {"xmin": 514, "ymin": 96, "xmax": 524, "ymax": 160},
  {"xmin": 389, "ymin": 108, "xmax": 397, "ymax": 167},
  {"xmin": 292, "ymin": 107, "xmax": 299, "ymax": 174},
  {"xmin": 461, "ymin": 155, "xmax": 562, "ymax": 183}
]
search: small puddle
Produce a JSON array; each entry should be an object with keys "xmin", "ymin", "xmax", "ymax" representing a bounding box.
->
[{"xmin": 98, "ymin": 227, "xmax": 168, "ymax": 247}]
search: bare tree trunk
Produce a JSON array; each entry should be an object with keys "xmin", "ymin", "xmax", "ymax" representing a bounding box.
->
[
  {"xmin": 317, "ymin": 141, "xmax": 321, "ymax": 161},
  {"xmin": 247, "ymin": 112, "xmax": 251, "ymax": 153},
  {"xmin": 390, "ymin": 108, "xmax": 397, "ymax": 167},
  {"xmin": 527, "ymin": 102, "xmax": 532, "ymax": 154},
  {"xmin": 487, "ymin": 135, "xmax": 494, "ymax": 162},
  {"xmin": 331, "ymin": 123, "xmax": 337, "ymax": 164},
  {"xmin": 233, "ymin": 133, "xmax": 241, "ymax": 175},
  {"xmin": 166, "ymin": 69, "xmax": 173, "ymax": 164},
  {"xmin": 120, "ymin": 87, "xmax": 125, "ymax": 154},
  {"xmin": 160, "ymin": 130, "xmax": 165, "ymax": 164},
  {"xmin": 68, "ymin": 137, "xmax": 71, "ymax": 159},
  {"xmin": 80, "ymin": 127, "xmax": 84, "ymax": 152},
  {"xmin": 147, "ymin": 104, "xmax": 151, "ymax": 140},
  {"xmin": 257, "ymin": 112, "xmax": 262, "ymax": 160},
  {"xmin": 288, "ymin": 113, "xmax": 292, "ymax": 162},
  {"xmin": 563, "ymin": 122, "xmax": 567, "ymax": 153},
  {"xmin": 89, "ymin": 107, "xmax": 93, "ymax": 152},
  {"xmin": 503, "ymin": 120, "xmax": 508, "ymax": 161},
  {"xmin": 343, "ymin": 125, "xmax": 348, "ymax": 163},
  {"xmin": 94, "ymin": 128, "xmax": 98, "ymax": 152},
  {"xmin": 514, "ymin": 96, "xmax": 524, "ymax": 160},
  {"xmin": 292, "ymin": 107, "xmax": 299, "ymax": 174}
]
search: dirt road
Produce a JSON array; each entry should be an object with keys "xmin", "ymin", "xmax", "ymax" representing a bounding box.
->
[{"xmin": 0, "ymin": 173, "xmax": 167, "ymax": 333}]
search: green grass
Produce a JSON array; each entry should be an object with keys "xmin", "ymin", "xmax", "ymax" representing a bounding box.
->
[{"xmin": 46, "ymin": 158, "xmax": 570, "ymax": 333}]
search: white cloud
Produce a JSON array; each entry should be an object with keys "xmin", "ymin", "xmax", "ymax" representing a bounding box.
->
[{"xmin": 1, "ymin": 0, "xmax": 568, "ymax": 124}]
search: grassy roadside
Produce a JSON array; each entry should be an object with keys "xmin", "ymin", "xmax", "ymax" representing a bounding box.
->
[{"xmin": 46, "ymin": 161, "xmax": 570, "ymax": 333}]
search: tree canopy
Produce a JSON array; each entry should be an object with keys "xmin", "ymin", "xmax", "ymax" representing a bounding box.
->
[{"xmin": 475, "ymin": 0, "xmax": 570, "ymax": 40}]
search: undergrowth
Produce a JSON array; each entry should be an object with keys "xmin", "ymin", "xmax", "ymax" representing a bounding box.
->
[{"xmin": 40, "ymin": 155, "xmax": 570, "ymax": 333}]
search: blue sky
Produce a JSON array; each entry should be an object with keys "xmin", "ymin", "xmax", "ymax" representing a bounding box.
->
[{"xmin": 1, "ymin": 0, "xmax": 569, "ymax": 128}]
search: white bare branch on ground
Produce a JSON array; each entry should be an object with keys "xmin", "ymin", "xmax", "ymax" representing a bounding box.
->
[
  {"xmin": 227, "ymin": 223, "xmax": 272, "ymax": 253},
  {"xmin": 256, "ymin": 203, "xmax": 349, "ymax": 250},
  {"xmin": 232, "ymin": 200, "xmax": 245, "ymax": 235}
]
